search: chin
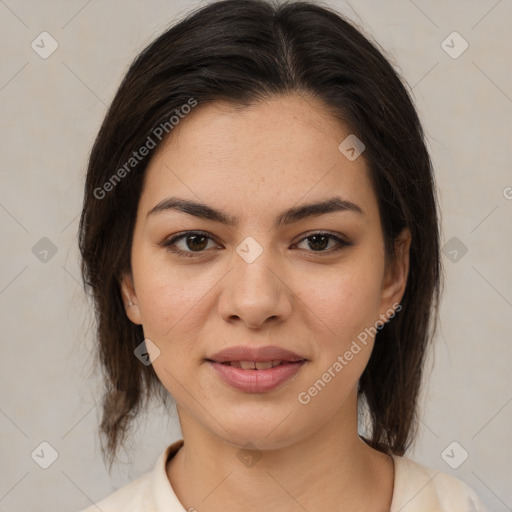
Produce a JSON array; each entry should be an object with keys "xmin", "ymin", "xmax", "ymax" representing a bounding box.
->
[
  {"xmin": 221, "ymin": 430, "xmax": 302, "ymax": 452},
  {"xmin": 210, "ymin": 409, "xmax": 309, "ymax": 451}
]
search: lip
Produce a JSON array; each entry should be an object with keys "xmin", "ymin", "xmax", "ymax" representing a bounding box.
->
[
  {"xmin": 206, "ymin": 345, "xmax": 307, "ymax": 393},
  {"xmin": 208, "ymin": 360, "xmax": 306, "ymax": 393},
  {"xmin": 207, "ymin": 345, "xmax": 306, "ymax": 363}
]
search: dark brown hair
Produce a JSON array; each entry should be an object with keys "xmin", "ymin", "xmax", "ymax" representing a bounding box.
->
[{"xmin": 78, "ymin": 0, "xmax": 442, "ymax": 469}]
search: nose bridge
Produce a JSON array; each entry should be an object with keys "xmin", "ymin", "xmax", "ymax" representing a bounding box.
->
[
  {"xmin": 220, "ymin": 235, "xmax": 292, "ymax": 327},
  {"xmin": 233, "ymin": 234, "xmax": 280, "ymax": 299}
]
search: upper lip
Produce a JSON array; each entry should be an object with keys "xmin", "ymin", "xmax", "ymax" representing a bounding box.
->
[{"xmin": 207, "ymin": 345, "xmax": 307, "ymax": 363}]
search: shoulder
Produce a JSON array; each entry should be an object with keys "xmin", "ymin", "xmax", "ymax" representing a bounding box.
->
[
  {"xmin": 390, "ymin": 455, "xmax": 488, "ymax": 512},
  {"xmin": 76, "ymin": 439, "xmax": 185, "ymax": 512},
  {"xmin": 77, "ymin": 471, "xmax": 154, "ymax": 512}
]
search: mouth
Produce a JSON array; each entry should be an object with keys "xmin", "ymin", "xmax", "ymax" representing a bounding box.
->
[
  {"xmin": 205, "ymin": 345, "xmax": 308, "ymax": 393},
  {"xmin": 213, "ymin": 360, "xmax": 302, "ymax": 369},
  {"xmin": 206, "ymin": 345, "xmax": 307, "ymax": 365}
]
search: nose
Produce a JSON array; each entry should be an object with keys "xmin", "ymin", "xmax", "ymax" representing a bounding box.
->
[{"xmin": 218, "ymin": 242, "xmax": 293, "ymax": 329}]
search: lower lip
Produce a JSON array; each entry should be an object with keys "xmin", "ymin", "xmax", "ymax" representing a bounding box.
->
[{"xmin": 208, "ymin": 361, "xmax": 306, "ymax": 393}]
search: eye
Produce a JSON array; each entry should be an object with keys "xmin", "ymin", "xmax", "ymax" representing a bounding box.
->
[
  {"xmin": 162, "ymin": 231, "xmax": 219, "ymax": 257},
  {"xmin": 162, "ymin": 230, "xmax": 351, "ymax": 258},
  {"xmin": 294, "ymin": 232, "xmax": 352, "ymax": 253}
]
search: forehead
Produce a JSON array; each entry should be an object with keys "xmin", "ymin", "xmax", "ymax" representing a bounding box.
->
[{"xmin": 138, "ymin": 94, "xmax": 378, "ymax": 225}]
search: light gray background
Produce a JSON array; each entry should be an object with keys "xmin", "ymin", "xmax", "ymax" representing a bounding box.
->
[{"xmin": 0, "ymin": 1, "xmax": 511, "ymax": 511}]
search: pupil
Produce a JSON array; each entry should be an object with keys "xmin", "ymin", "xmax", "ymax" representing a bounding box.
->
[
  {"xmin": 188, "ymin": 234, "xmax": 208, "ymax": 251},
  {"xmin": 309, "ymin": 235, "xmax": 328, "ymax": 251}
]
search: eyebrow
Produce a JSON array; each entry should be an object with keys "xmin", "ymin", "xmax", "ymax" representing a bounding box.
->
[{"xmin": 146, "ymin": 196, "xmax": 364, "ymax": 227}]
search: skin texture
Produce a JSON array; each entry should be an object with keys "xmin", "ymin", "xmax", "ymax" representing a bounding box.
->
[{"xmin": 121, "ymin": 93, "xmax": 411, "ymax": 512}]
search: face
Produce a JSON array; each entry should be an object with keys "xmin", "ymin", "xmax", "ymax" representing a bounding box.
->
[{"xmin": 121, "ymin": 94, "xmax": 410, "ymax": 450}]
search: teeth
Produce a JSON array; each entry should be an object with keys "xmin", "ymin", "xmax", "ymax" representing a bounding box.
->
[
  {"xmin": 228, "ymin": 360, "xmax": 284, "ymax": 369},
  {"xmin": 255, "ymin": 361, "xmax": 273, "ymax": 370}
]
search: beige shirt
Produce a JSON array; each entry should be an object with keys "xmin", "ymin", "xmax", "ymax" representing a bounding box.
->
[{"xmin": 79, "ymin": 439, "xmax": 488, "ymax": 511}]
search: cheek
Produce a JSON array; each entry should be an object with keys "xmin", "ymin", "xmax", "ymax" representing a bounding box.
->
[
  {"xmin": 134, "ymin": 263, "xmax": 207, "ymax": 397},
  {"xmin": 131, "ymin": 250, "xmax": 210, "ymax": 349},
  {"xmin": 297, "ymin": 255, "xmax": 384, "ymax": 345},
  {"xmin": 294, "ymin": 264, "xmax": 381, "ymax": 415},
  {"xmin": 134, "ymin": 240, "xmax": 201, "ymax": 310}
]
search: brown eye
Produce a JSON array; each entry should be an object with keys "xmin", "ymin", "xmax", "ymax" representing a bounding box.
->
[
  {"xmin": 183, "ymin": 233, "xmax": 209, "ymax": 251},
  {"xmin": 163, "ymin": 231, "xmax": 217, "ymax": 257},
  {"xmin": 295, "ymin": 232, "xmax": 351, "ymax": 253},
  {"xmin": 162, "ymin": 230, "xmax": 351, "ymax": 258}
]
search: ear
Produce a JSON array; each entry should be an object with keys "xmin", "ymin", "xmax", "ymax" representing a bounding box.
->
[
  {"xmin": 378, "ymin": 227, "xmax": 411, "ymax": 320},
  {"xmin": 120, "ymin": 271, "xmax": 143, "ymax": 325}
]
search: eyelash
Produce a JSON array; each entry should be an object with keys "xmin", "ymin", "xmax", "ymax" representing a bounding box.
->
[{"xmin": 161, "ymin": 230, "xmax": 352, "ymax": 258}]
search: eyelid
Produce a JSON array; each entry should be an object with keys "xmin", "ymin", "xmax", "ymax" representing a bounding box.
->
[
  {"xmin": 293, "ymin": 231, "xmax": 352, "ymax": 252},
  {"xmin": 161, "ymin": 230, "xmax": 219, "ymax": 257},
  {"xmin": 161, "ymin": 230, "xmax": 352, "ymax": 257}
]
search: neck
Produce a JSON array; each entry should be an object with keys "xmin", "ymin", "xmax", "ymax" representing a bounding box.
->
[{"xmin": 167, "ymin": 392, "xmax": 394, "ymax": 512}]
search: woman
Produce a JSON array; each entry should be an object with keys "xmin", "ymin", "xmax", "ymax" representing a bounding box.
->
[{"xmin": 78, "ymin": 0, "xmax": 487, "ymax": 510}]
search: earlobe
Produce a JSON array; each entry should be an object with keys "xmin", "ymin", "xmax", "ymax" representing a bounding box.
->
[
  {"xmin": 380, "ymin": 227, "xmax": 411, "ymax": 311},
  {"xmin": 120, "ymin": 272, "xmax": 143, "ymax": 325}
]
